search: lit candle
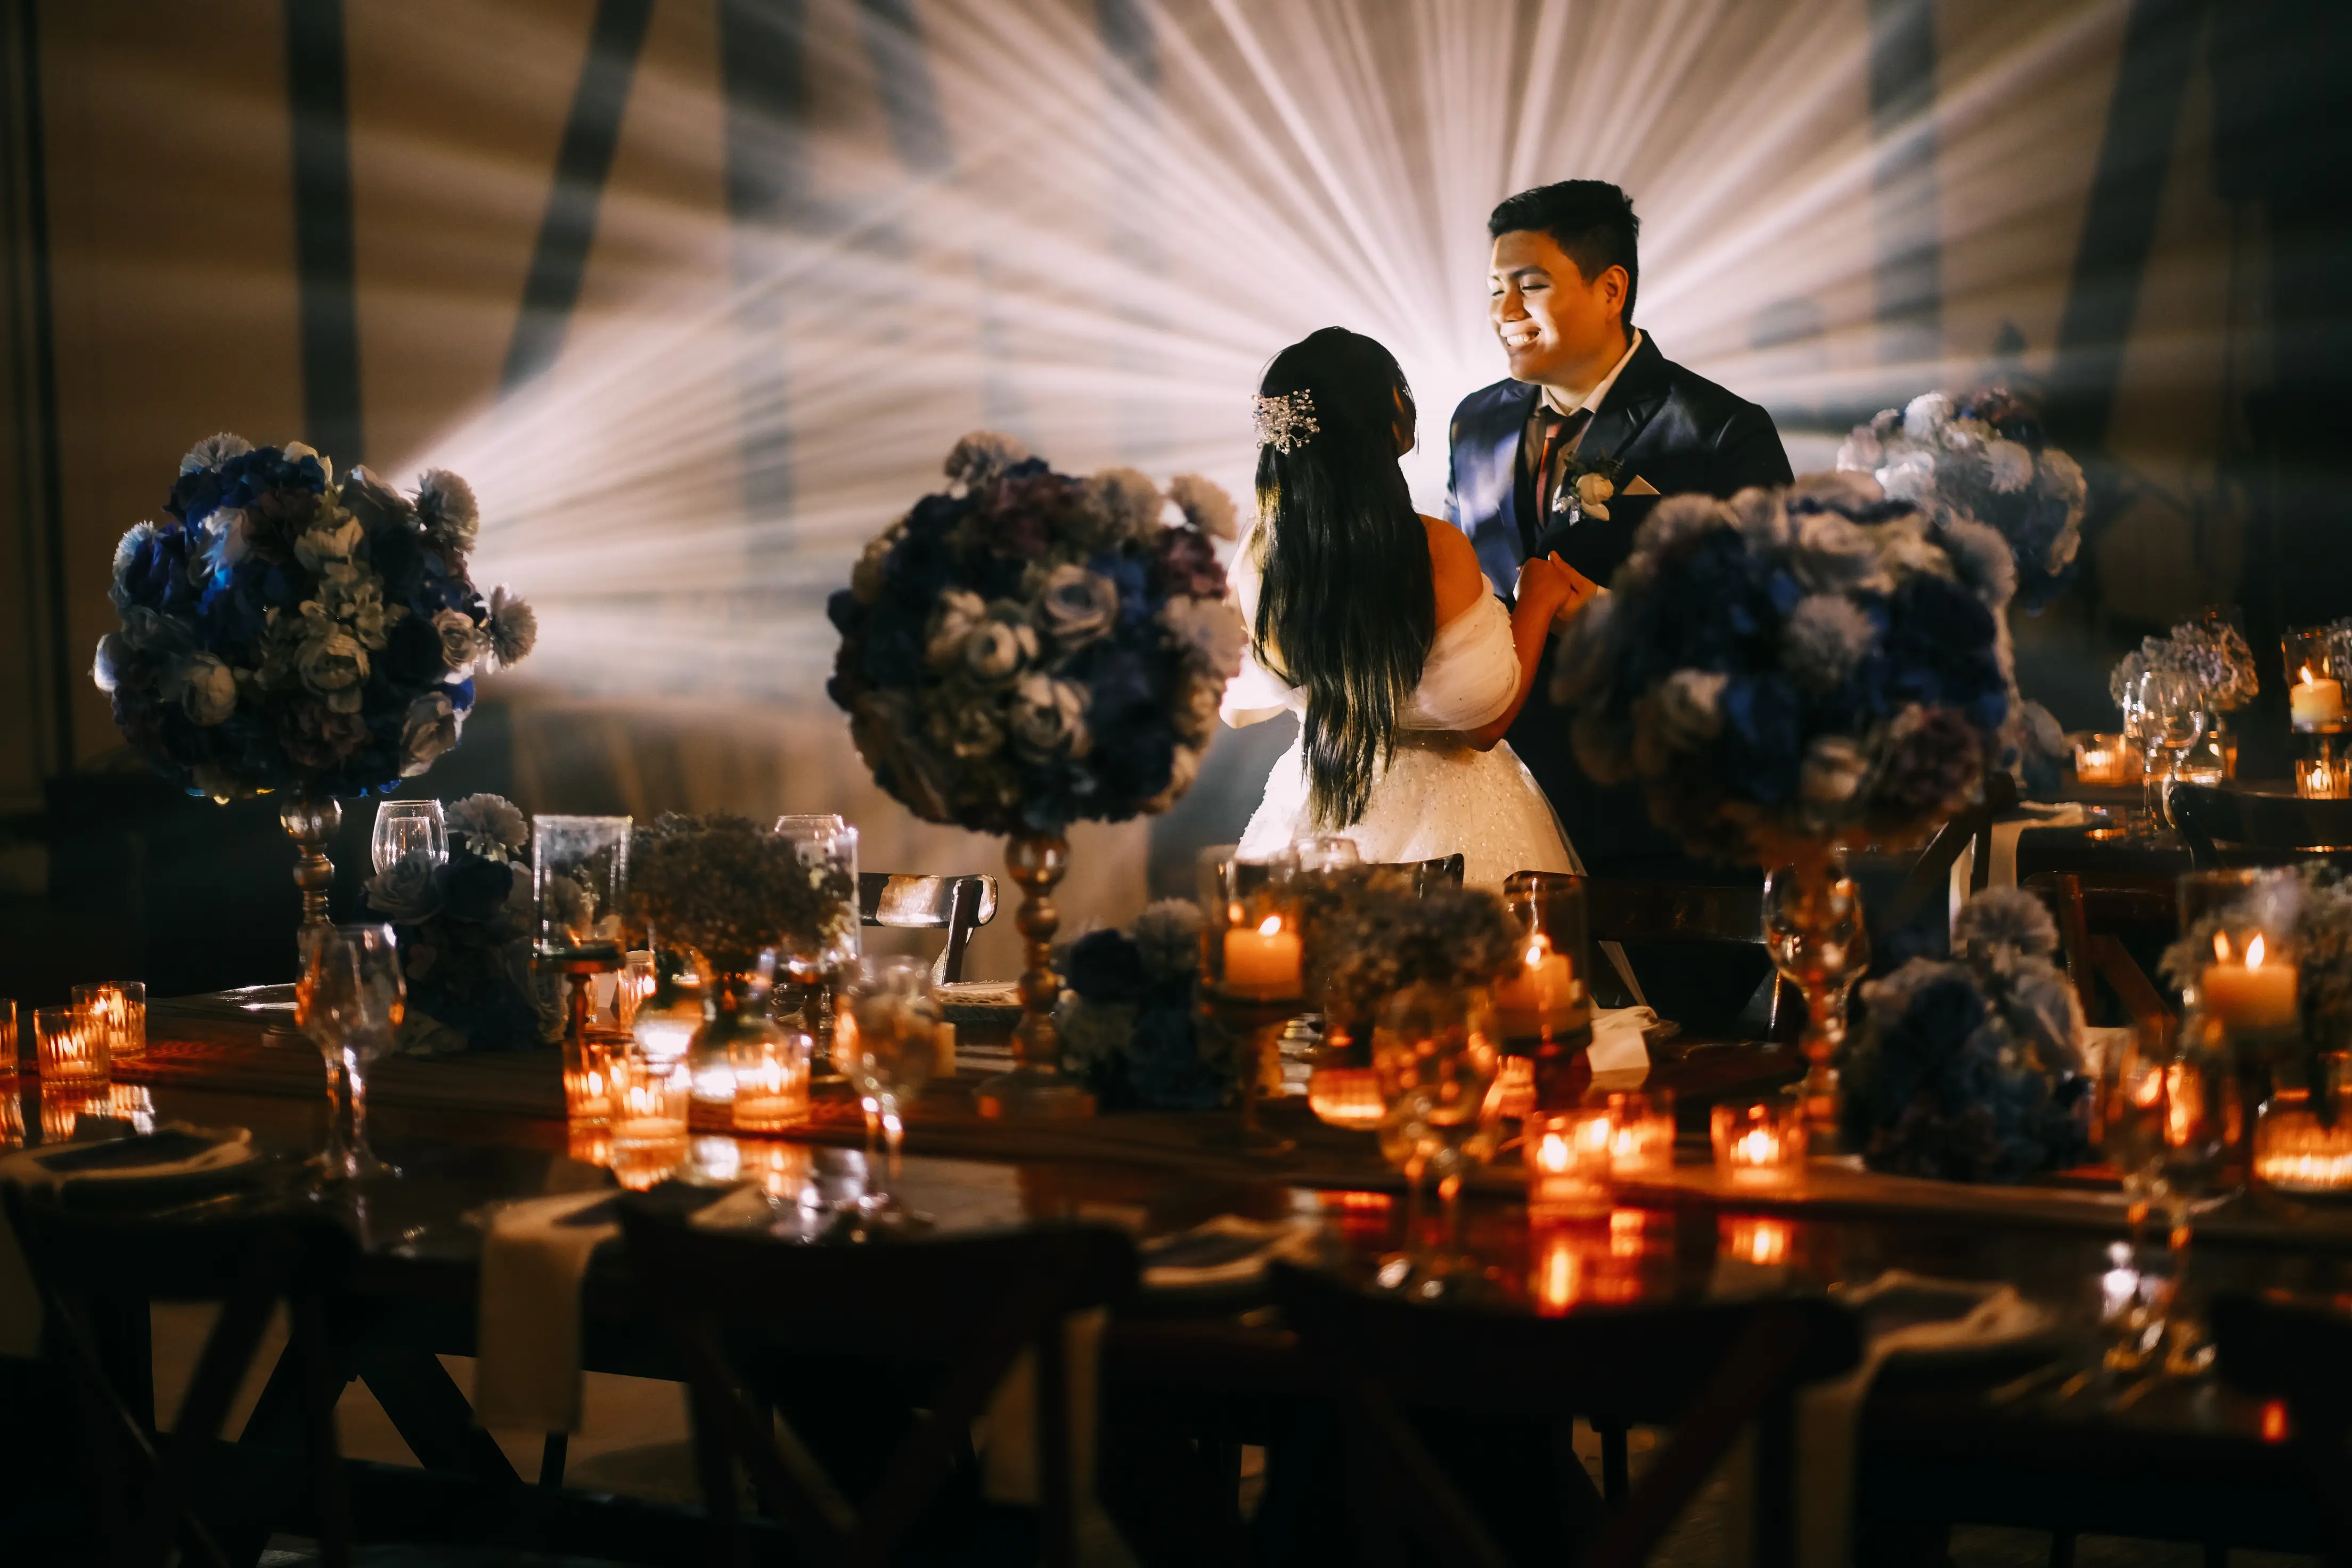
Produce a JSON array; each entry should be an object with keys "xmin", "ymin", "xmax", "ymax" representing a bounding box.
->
[
  {"xmin": 1306, "ymin": 1064, "xmax": 1385, "ymax": 1130},
  {"xmin": 2073, "ymin": 744, "xmax": 2125, "ymax": 787},
  {"xmin": 2253, "ymin": 1099, "xmax": 2352, "ymax": 1193},
  {"xmin": 33, "ymin": 1007, "xmax": 108, "ymax": 1084},
  {"xmin": 732, "ymin": 1037, "xmax": 812, "ymax": 1131},
  {"xmin": 1222, "ymin": 913, "xmax": 1303, "ymax": 999},
  {"xmin": 2201, "ymin": 932, "xmax": 2299, "ymax": 1032},
  {"xmin": 1605, "ymin": 1091, "xmax": 1677, "ymax": 1177},
  {"xmin": 1493, "ymin": 935, "xmax": 1580, "ymax": 1035},
  {"xmin": 1712, "ymin": 1101, "xmax": 1806, "ymax": 1186},
  {"xmin": 1526, "ymin": 1108, "xmax": 1614, "ymax": 1216},
  {"xmin": 2292, "ymin": 666, "xmax": 2345, "ymax": 730}
]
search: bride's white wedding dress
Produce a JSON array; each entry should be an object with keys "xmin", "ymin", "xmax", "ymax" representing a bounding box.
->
[{"xmin": 1221, "ymin": 537, "xmax": 1578, "ymax": 889}]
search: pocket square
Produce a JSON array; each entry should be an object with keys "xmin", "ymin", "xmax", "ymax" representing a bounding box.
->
[{"xmin": 1624, "ymin": 476, "xmax": 1661, "ymax": 496}]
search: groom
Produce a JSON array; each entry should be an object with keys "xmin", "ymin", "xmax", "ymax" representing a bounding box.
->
[{"xmin": 1447, "ymin": 181, "xmax": 1792, "ymax": 1014}]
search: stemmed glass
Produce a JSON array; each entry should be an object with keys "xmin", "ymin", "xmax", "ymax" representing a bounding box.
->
[
  {"xmin": 836, "ymin": 956, "xmax": 940, "ymax": 1226},
  {"xmin": 296, "ymin": 922, "xmax": 405, "ymax": 1183},
  {"xmin": 1370, "ymin": 983, "xmax": 1501, "ymax": 1294},
  {"xmin": 371, "ymin": 800, "xmax": 448, "ymax": 874},
  {"xmin": 2135, "ymin": 669, "xmax": 2208, "ymax": 830}
]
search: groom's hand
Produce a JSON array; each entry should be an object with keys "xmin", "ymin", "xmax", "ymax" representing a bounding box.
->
[{"xmin": 1531, "ymin": 552, "xmax": 1601, "ymax": 628}]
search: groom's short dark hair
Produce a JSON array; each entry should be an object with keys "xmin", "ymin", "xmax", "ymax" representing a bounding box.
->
[{"xmin": 1489, "ymin": 181, "xmax": 1641, "ymax": 326}]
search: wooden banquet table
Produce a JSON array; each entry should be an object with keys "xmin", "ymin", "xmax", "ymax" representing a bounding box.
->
[{"xmin": 11, "ymin": 989, "xmax": 2352, "ymax": 1563}]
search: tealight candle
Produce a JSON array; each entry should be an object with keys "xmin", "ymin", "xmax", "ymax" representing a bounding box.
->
[
  {"xmin": 0, "ymin": 999, "xmax": 17, "ymax": 1076},
  {"xmin": 1221, "ymin": 914, "xmax": 1303, "ymax": 1000},
  {"xmin": 1492, "ymin": 935, "xmax": 1582, "ymax": 1036},
  {"xmin": 2072, "ymin": 734, "xmax": 2127, "ymax": 787},
  {"xmin": 565, "ymin": 1032, "xmax": 620, "ymax": 1121},
  {"xmin": 2200, "ymin": 931, "xmax": 2299, "ymax": 1032},
  {"xmin": 1526, "ymin": 1108, "xmax": 1614, "ymax": 1216},
  {"xmin": 1712, "ymin": 1100, "xmax": 1806, "ymax": 1187},
  {"xmin": 1306, "ymin": 1064, "xmax": 1385, "ymax": 1130},
  {"xmin": 72, "ymin": 982, "xmax": 145, "ymax": 1061},
  {"xmin": 614, "ymin": 950, "xmax": 656, "ymax": 1028},
  {"xmin": 2252, "ymin": 1098, "xmax": 2352, "ymax": 1194},
  {"xmin": 607, "ymin": 1050, "xmax": 690, "ymax": 1189},
  {"xmin": 2292, "ymin": 666, "xmax": 2346, "ymax": 731},
  {"xmin": 1605, "ymin": 1090, "xmax": 1677, "ymax": 1177},
  {"xmin": 731, "ymin": 1027, "xmax": 813, "ymax": 1131},
  {"xmin": 34, "ymin": 1006, "xmax": 108, "ymax": 1084}
]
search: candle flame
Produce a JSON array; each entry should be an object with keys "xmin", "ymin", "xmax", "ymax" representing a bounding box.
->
[
  {"xmin": 1525, "ymin": 942, "xmax": 1546, "ymax": 968},
  {"xmin": 2248, "ymin": 933, "xmax": 2266, "ymax": 969},
  {"xmin": 2214, "ymin": 930, "xmax": 2231, "ymax": 962},
  {"xmin": 1257, "ymin": 914, "xmax": 1283, "ymax": 937},
  {"xmin": 2302, "ymin": 665, "xmax": 2316, "ymax": 687}
]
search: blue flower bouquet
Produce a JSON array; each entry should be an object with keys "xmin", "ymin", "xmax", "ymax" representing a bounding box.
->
[
  {"xmin": 826, "ymin": 433, "xmax": 1246, "ymax": 836},
  {"xmin": 94, "ymin": 434, "xmax": 534, "ymax": 801},
  {"xmin": 1551, "ymin": 472, "xmax": 2015, "ymax": 863},
  {"xmin": 364, "ymin": 794, "xmax": 545, "ymax": 1054}
]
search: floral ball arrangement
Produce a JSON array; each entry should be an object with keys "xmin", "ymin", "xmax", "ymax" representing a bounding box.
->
[
  {"xmin": 1837, "ymin": 388, "xmax": 2087, "ymax": 612},
  {"xmin": 94, "ymin": 434, "xmax": 534, "ymax": 801},
  {"xmin": 363, "ymin": 794, "xmax": 542, "ymax": 1054},
  {"xmin": 1551, "ymin": 472, "xmax": 2014, "ymax": 863},
  {"xmin": 826, "ymin": 433, "xmax": 1247, "ymax": 836},
  {"xmin": 2111, "ymin": 613, "xmax": 2262, "ymax": 714},
  {"xmin": 1055, "ymin": 901, "xmax": 1230, "ymax": 1112},
  {"xmin": 1842, "ymin": 888, "xmax": 2092, "ymax": 1183},
  {"xmin": 1310, "ymin": 876, "xmax": 1522, "ymax": 1036}
]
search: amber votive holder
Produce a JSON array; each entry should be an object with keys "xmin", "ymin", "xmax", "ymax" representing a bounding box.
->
[
  {"xmin": 731, "ymin": 1026, "xmax": 813, "ymax": 1132},
  {"xmin": 606, "ymin": 1048, "xmax": 690, "ymax": 1190},
  {"xmin": 34, "ymin": 1006, "xmax": 109, "ymax": 1084},
  {"xmin": 565, "ymin": 1028, "xmax": 626, "ymax": 1123},
  {"xmin": 0, "ymin": 999, "xmax": 17, "ymax": 1076},
  {"xmin": 1526, "ymin": 1108, "xmax": 1615, "ymax": 1218},
  {"xmin": 2072, "ymin": 733, "xmax": 2128, "ymax": 788},
  {"xmin": 72, "ymin": 981, "xmax": 145, "ymax": 1062},
  {"xmin": 1606, "ymin": 1090, "xmax": 1677, "ymax": 1177},
  {"xmin": 1711, "ymin": 1100, "xmax": 1807, "ymax": 1187}
]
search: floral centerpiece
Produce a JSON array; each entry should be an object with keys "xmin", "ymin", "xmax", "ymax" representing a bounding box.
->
[
  {"xmin": 1837, "ymin": 388, "xmax": 2088, "ymax": 612},
  {"xmin": 363, "ymin": 794, "xmax": 543, "ymax": 1054},
  {"xmin": 826, "ymin": 433, "xmax": 1244, "ymax": 835},
  {"xmin": 627, "ymin": 812, "xmax": 859, "ymax": 975},
  {"xmin": 1842, "ymin": 888, "xmax": 2092, "ymax": 1182},
  {"xmin": 93, "ymin": 434, "xmax": 535, "ymax": 944},
  {"xmin": 1551, "ymin": 472, "xmax": 2013, "ymax": 863},
  {"xmin": 1056, "ymin": 901, "xmax": 1230, "ymax": 1111},
  {"xmin": 1309, "ymin": 877, "xmax": 1522, "ymax": 1037},
  {"xmin": 826, "ymin": 432, "xmax": 1248, "ymax": 1112},
  {"xmin": 95, "ymin": 435, "xmax": 532, "ymax": 799},
  {"xmin": 2111, "ymin": 615, "xmax": 2262, "ymax": 713},
  {"xmin": 1552, "ymin": 471, "xmax": 2015, "ymax": 1143}
]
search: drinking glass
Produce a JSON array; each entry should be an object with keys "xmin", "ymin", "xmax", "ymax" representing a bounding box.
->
[
  {"xmin": 1370, "ymin": 982, "xmax": 1500, "ymax": 1292},
  {"xmin": 296, "ymin": 923, "xmax": 405, "ymax": 1182},
  {"xmin": 2096, "ymin": 1028, "xmax": 2169, "ymax": 1369},
  {"xmin": 2135, "ymin": 669, "xmax": 2207, "ymax": 828},
  {"xmin": 836, "ymin": 956, "xmax": 941, "ymax": 1223},
  {"xmin": 371, "ymin": 799, "xmax": 448, "ymax": 874}
]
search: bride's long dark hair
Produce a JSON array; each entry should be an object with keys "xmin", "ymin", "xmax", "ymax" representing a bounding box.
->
[{"xmin": 1252, "ymin": 328, "xmax": 1434, "ymax": 829}]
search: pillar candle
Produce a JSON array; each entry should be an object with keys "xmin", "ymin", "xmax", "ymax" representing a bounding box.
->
[
  {"xmin": 2292, "ymin": 669, "xmax": 2345, "ymax": 730},
  {"xmin": 1222, "ymin": 916, "xmax": 1303, "ymax": 999}
]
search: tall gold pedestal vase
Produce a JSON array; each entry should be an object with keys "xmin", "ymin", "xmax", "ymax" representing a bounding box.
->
[
  {"xmin": 280, "ymin": 794, "xmax": 343, "ymax": 954},
  {"xmin": 1762, "ymin": 842, "xmax": 1870, "ymax": 1153},
  {"xmin": 975, "ymin": 832, "xmax": 1095, "ymax": 1118}
]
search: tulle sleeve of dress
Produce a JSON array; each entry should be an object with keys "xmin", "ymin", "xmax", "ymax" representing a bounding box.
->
[
  {"xmin": 1218, "ymin": 524, "xmax": 1302, "ymax": 728},
  {"xmin": 1402, "ymin": 582, "xmax": 1517, "ymax": 732}
]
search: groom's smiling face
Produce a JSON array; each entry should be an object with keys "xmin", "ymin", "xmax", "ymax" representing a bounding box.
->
[{"xmin": 1488, "ymin": 228, "xmax": 1627, "ymax": 387}]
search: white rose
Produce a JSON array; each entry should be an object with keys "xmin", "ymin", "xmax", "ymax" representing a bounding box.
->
[
  {"xmin": 296, "ymin": 629, "xmax": 370, "ymax": 713},
  {"xmin": 1800, "ymin": 736, "xmax": 1869, "ymax": 804},
  {"xmin": 173, "ymin": 652, "xmax": 238, "ymax": 725}
]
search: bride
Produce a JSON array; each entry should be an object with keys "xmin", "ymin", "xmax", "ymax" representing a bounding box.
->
[{"xmin": 1222, "ymin": 327, "xmax": 1597, "ymax": 888}]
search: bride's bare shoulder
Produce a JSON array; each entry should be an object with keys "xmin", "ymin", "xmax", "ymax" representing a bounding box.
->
[{"xmin": 1422, "ymin": 514, "xmax": 1485, "ymax": 623}]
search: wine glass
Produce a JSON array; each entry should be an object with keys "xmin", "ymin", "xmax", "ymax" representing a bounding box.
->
[
  {"xmin": 1370, "ymin": 982, "xmax": 1501, "ymax": 1294},
  {"xmin": 2136, "ymin": 669, "xmax": 2207, "ymax": 829},
  {"xmin": 2096, "ymin": 1029, "xmax": 2169, "ymax": 1369},
  {"xmin": 295, "ymin": 923, "xmax": 405, "ymax": 1183},
  {"xmin": 371, "ymin": 800, "xmax": 448, "ymax": 874},
  {"xmin": 836, "ymin": 956, "xmax": 940, "ymax": 1225}
]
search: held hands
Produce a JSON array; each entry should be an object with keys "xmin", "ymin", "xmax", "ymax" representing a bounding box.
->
[{"xmin": 1516, "ymin": 552, "xmax": 1601, "ymax": 625}]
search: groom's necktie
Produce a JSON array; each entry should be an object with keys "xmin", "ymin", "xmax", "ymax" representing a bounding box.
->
[{"xmin": 1534, "ymin": 405, "xmax": 1594, "ymax": 523}]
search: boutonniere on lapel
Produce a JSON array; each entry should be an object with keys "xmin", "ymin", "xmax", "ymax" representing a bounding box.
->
[{"xmin": 1551, "ymin": 452, "xmax": 1622, "ymax": 526}]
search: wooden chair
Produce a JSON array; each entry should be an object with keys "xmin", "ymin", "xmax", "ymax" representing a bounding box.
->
[
  {"xmin": 618, "ymin": 1203, "xmax": 1137, "ymax": 1568},
  {"xmin": 859, "ymin": 871, "xmax": 998, "ymax": 984},
  {"xmin": 1269, "ymin": 1263, "xmax": 1861, "ymax": 1568},
  {"xmin": 9, "ymin": 1188, "xmax": 357, "ymax": 1568},
  {"xmin": 1507, "ymin": 871, "xmax": 1800, "ymax": 1043},
  {"xmin": 2021, "ymin": 871, "xmax": 2178, "ymax": 1036},
  {"xmin": 2213, "ymin": 1291, "xmax": 2352, "ymax": 1567}
]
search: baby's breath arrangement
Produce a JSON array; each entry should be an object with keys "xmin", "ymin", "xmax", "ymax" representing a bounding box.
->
[
  {"xmin": 1314, "ymin": 879, "xmax": 1521, "ymax": 1032},
  {"xmin": 627, "ymin": 812, "xmax": 858, "ymax": 973}
]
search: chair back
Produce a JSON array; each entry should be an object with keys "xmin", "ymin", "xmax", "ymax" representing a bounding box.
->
[
  {"xmin": 9, "ymin": 1189, "xmax": 355, "ymax": 1568},
  {"xmin": 619, "ymin": 1205, "xmax": 1136, "ymax": 1568},
  {"xmin": 1270, "ymin": 1262, "xmax": 1858, "ymax": 1568},
  {"xmin": 858, "ymin": 872, "xmax": 998, "ymax": 984},
  {"xmin": 2170, "ymin": 782, "xmax": 2352, "ymax": 871},
  {"xmin": 2021, "ymin": 871, "xmax": 2177, "ymax": 1033}
]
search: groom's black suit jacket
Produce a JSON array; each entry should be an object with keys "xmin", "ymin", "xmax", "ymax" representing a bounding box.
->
[{"xmin": 1444, "ymin": 332, "xmax": 1792, "ymax": 881}]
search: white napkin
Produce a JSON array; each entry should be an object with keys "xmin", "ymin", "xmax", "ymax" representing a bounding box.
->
[
  {"xmin": 471, "ymin": 1185, "xmax": 775, "ymax": 1432},
  {"xmin": 1588, "ymin": 1005, "xmax": 1655, "ymax": 1082},
  {"xmin": 0, "ymin": 1129, "xmax": 257, "ymax": 1358},
  {"xmin": 1720, "ymin": 1271, "xmax": 2049, "ymax": 1568}
]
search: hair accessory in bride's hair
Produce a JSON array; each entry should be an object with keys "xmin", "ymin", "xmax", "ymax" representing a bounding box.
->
[{"xmin": 1252, "ymin": 390, "xmax": 1320, "ymax": 455}]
